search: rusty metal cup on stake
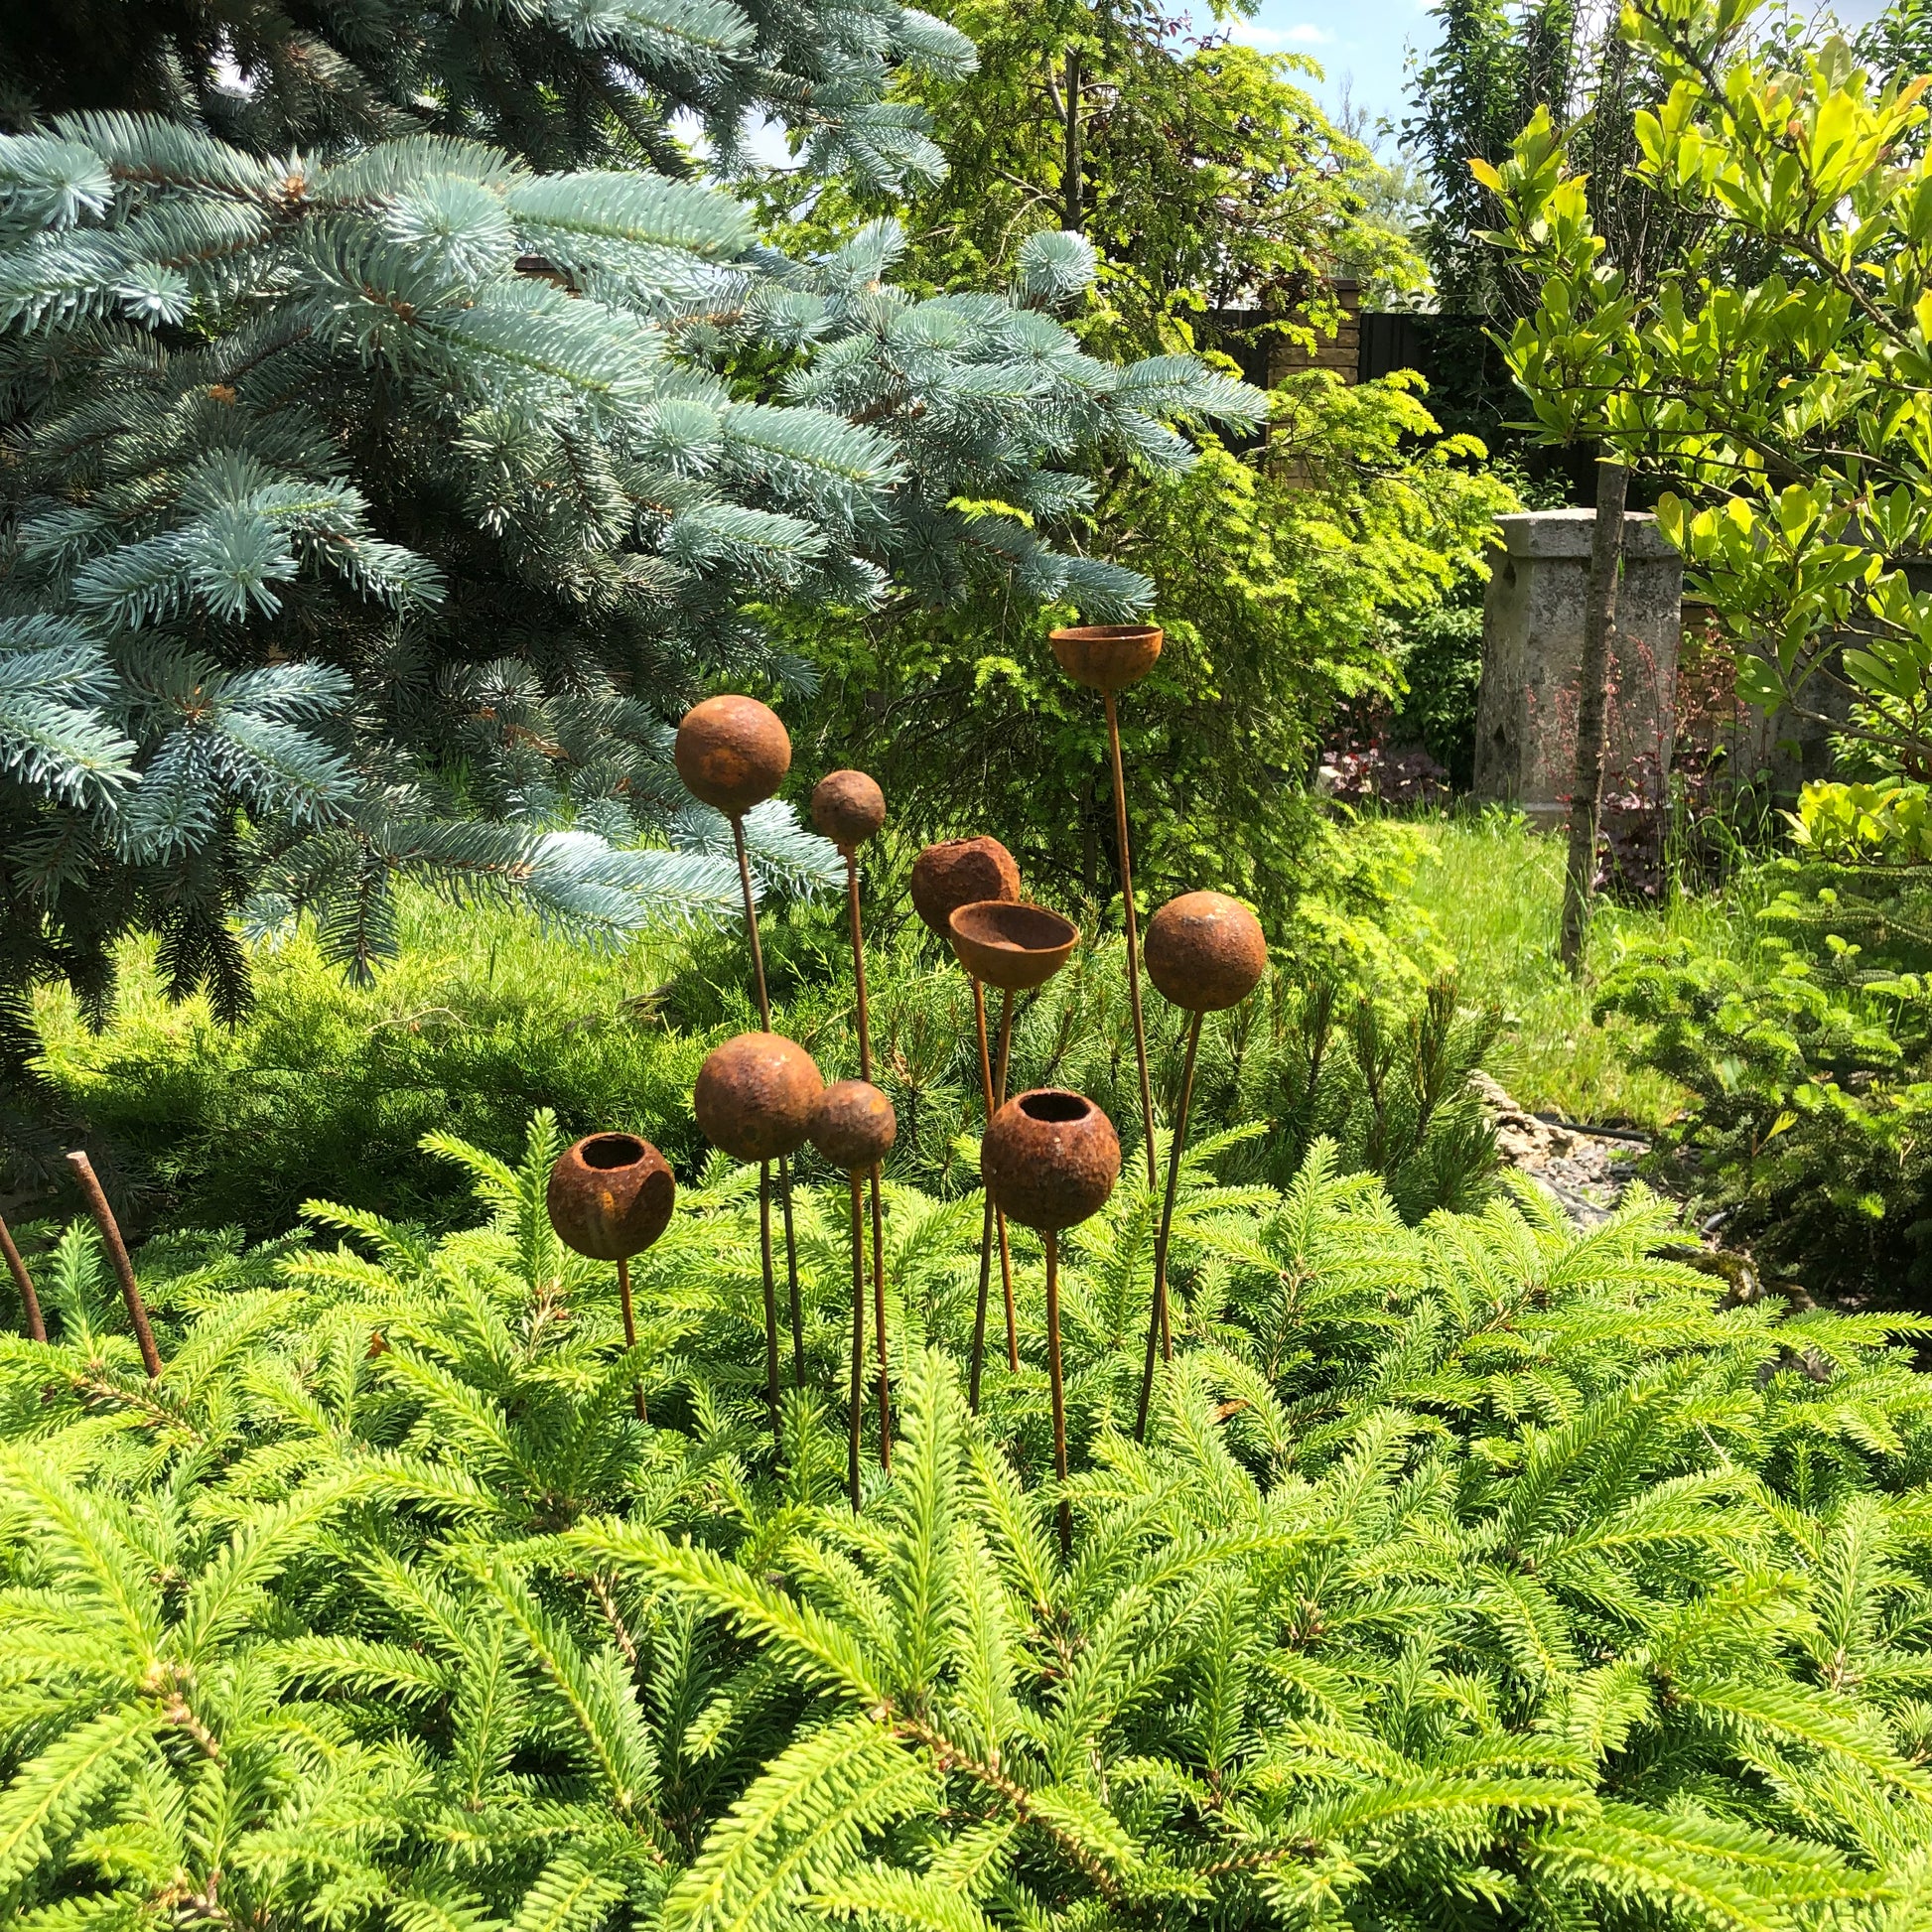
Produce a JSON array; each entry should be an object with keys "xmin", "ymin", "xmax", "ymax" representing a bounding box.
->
[
  {"xmin": 693, "ymin": 1032, "xmax": 823, "ymax": 1440},
  {"xmin": 1048, "ymin": 624, "xmax": 1163, "ymax": 1201},
  {"xmin": 909, "ymin": 839, "xmax": 1023, "ymax": 1407},
  {"xmin": 546, "ymin": 1133, "xmax": 676, "ymax": 1422},
  {"xmin": 811, "ymin": 769, "xmax": 894, "ymax": 1466},
  {"xmin": 676, "ymin": 696, "xmax": 811, "ymax": 1395},
  {"xmin": 65, "ymin": 1152, "xmax": 161, "ymax": 1377},
  {"xmin": 1134, "ymin": 891, "xmax": 1268, "ymax": 1441},
  {"xmin": 809, "ymin": 1079, "xmax": 897, "ymax": 1509},
  {"xmin": 982, "ymin": 1088, "xmax": 1121, "ymax": 1557},
  {"xmin": 946, "ymin": 898, "xmax": 1078, "ymax": 1411}
]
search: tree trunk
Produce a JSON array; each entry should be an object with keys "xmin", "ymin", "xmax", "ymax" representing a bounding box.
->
[
  {"xmin": 1061, "ymin": 47, "xmax": 1082, "ymax": 234},
  {"xmin": 1559, "ymin": 457, "xmax": 1629, "ymax": 974}
]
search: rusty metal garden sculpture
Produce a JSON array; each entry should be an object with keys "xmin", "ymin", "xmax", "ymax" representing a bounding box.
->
[
  {"xmin": 65, "ymin": 1151, "xmax": 161, "ymax": 1377},
  {"xmin": 981, "ymin": 1088, "xmax": 1120, "ymax": 1556},
  {"xmin": 1135, "ymin": 891, "xmax": 1268, "ymax": 1440},
  {"xmin": 0, "ymin": 1214, "xmax": 45, "ymax": 1343},
  {"xmin": 693, "ymin": 1031, "xmax": 823, "ymax": 1439},
  {"xmin": 810, "ymin": 1078, "xmax": 897, "ymax": 1508},
  {"xmin": 546, "ymin": 1132, "xmax": 676, "ymax": 1421}
]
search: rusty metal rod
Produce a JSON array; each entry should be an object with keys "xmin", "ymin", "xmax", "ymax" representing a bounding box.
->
[
  {"xmin": 617, "ymin": 1256, "xmax": 646, "ymax": 1423},
  {"xmin": 1136, "ymin": 1010, "xmax": 1202, "ymax": 1443},
  {"xmin": 1104, "ymin": 690, "xmax": 1158, "ymax": 1192},
  {"xmin": 0, "ymin": 1214, "xmax": 47, "ymax": 1344},
  {"xmin": 846, "ymin": 849, "xmax": 891, "ymax": 1467},
  {"xmin": 1045, "ymin": 1226, "xmax": 1070, "ymax": 1561},
  {"xmin": 995, "ymin": 991, "xmax": 1018, "ymax": 1371},
  {"xmin": 848, "ymin": 1171, "xmax": 866, "ymax": 1510},
  {"xmin": 968, "ymin": 978, "xmax": 1019, "ymax": 1406},
  {"xmin": 733, "ymin": 814, "xmax": 803, "ymax": 1410},
  {"xmin": 66, "ymin": 1152, "xmax": 160, "ymax": 1378}
]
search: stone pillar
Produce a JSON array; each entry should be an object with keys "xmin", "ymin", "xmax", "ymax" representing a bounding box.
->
[{"xmin": 1473, "ymin": 509, "xmax": 1684, "ymax": 829}]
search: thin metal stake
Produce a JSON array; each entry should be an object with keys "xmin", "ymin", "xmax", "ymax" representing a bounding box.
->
[
  {"xmin": 846, "ymin": 849, "xmax": 890, "ymax": 1466},
  {"xmin": 847, "ymin": 1171, "xmax": 866, "ymax": 1511},
  {"xmin": 968, "ymin": 978, "xmax": 1018, "ymax": 1406},
  {"xmin": 617, "ymin": 1256, "xmax": 646, "ymax": 1423},
  {"xmin": 66, "ymin": 1152, "xmax": 161, "ymax": 1378},
  {"xmin": 1136, "ymin": 1010, "xmax": 1202, "ymax": 1442},
  {"xmin": 733, "ymin": 815, "xmax": 803, "ymax": 1412},
  {"xmin": 0, "ymin": 1214, "xmax": 47, "ymax": 1344},
  {"xmin": 1104, "ymin": 690, "xmax": 1158, "ymax": 1191},
  {"xmin": 1045, "ymin": 1226, "xmax": 1070, "ymax": 1560}
]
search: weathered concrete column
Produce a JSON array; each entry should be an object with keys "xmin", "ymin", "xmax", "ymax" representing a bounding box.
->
[{"xmin": 1474, "ymin": 509, "xmax": 1684, "ymax": 828}]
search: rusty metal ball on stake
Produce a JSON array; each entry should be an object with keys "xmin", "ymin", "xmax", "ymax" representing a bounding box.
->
[
  {"xmin": 547, "ymin": 1133, "xmax": 676, "ymax": 1422},
  {"xmin": 695, "ymin": 1032, "xmax": 822, "ymax": 1436},
  {"xmin": 1136, "ymin": 891, "xmax": 1269, "ymax": 1444},
  {"xmin": 909, "ymin": 836, "xmax": 1019, "ymax": 939},
  {"xmin": 675, "ymin": 695, "xmax": 791, "ymax": 815},
  {"xmin": 982, "ymin": 1088, "xmax": 1120, "ymax": 1560},
  {"xmin": 811, "ymin": 1080, "xmax": 898, "ymax": 1511},
  {"xmin": 811, "ymin": 769, "xmax": 886, "ymax": 851}
]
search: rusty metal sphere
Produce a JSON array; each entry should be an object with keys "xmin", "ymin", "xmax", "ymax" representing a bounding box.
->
[
  {"xmin": 1144, "ymin": 891, "xmax": 1268, "ymax": 1013},
  {"xmin": 1048, "ymin": 624, "xmax": 1164, "ymax": 694},
  {"xmin": 694, "ymin": 1033, "xmax": 823, "ymax": 1163},
  {"xmin": 810, "ymin": 1079, "xmax": 897, "ymax": 1173},
  {"xmin": 982, "ymin": 1088, "xmax": 1121, "ymax": 1231},
  {"xmin": 810, "ymin": 769, "xmax": 886, "ymax": 850},
  {"xmin": 948, "ymin": 899, "xmax": 1078, "ymax": 993},
  {"xmin": 547, "ymin": 1133, "xmax": 677, "ymax": 1261},
  {"xmin": 675, "ymin": 695, "xmax": 791, "ymax": 815},
  {"xmin": 909, "ymin": 836, "xmax": 1020, "ymax": 939}
]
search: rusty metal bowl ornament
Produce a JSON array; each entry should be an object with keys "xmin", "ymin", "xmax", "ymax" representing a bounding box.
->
[
  {"xmin": 910, "ymin": 836, "xmax": 1020, "ymax": 939},
  {"xmin": 983, "ymin": 1089, "xmax": 1121, "ymax": 1231},
  {"xmin": 694, "ymin": 1033, "xmax": 823, "ymax": 1163},
  {"xmin": 547, "ymin": 1134, "xmax": 677, "ymax": 1260},
  {"xmin": 811, "ymin": 1080, "xmax": 897, "ymax": 1173},
  {"xmin": 1048, "ymin": 623, "xmax": 1164, "ymax": 693},
  {"xmin": 811, "ymin": 769, "xmax": 886, "ymax": 852},
  {"xmin": 948, "ymin": 900, "xmax": 1078, "ymax": 993},
  {"xmin": 1145, "ymin": 892, "xmax": 1269, "ymax": 1013},
  {"xmin": 675, "ymin": 696, "xmax": 791, "ymax": 815}
]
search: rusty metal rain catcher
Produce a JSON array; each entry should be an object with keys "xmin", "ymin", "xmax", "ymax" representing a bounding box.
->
[
  {"xmin": 809, "ymin": 1079, "xmax": 897, "ymax": 1508},
  {"xmin": 675, "ymin": 695, "xmax": 812, "ymax": 1398},
  {"xmin": 65, "ymin": 1152, "xmax": 161, "ymax": 1377},
  {"xmin": 981, "ymin": 1087, "xmax": 1120, "ymax": 1558},
  {"xmin": 1134, "ymin": 891, "xmax": 1267, "ymax": 1441},
  {"xmin": 811, "ymin": 768, "xmax": 893, "ymax": 1466},
  {"xmin": 693, "ymin": 1031, "xmax": 823, "ymax": 1438},
  {"xmin": 546, "ymin": 1132, "xmax": 676, "ymax": 1421},
  {"xmin": 1047, "ymin": 623, "xmax": 1162, "ymax": 1207}
]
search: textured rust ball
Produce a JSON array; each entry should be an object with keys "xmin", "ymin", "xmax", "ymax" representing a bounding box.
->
[
  {"xmin": 810, "ymin": 1079, "xmax": 897, "ymax": 1172},
  {"xmin": 909, "ymin": 836, "xmax": 1020, "ymax": 939},
  {"xmin": 547, "ymin": 1133, "xmax": 677, "ymax": 1261},
  {"xmin": 948, "ymin": 899, "xmax": 1078, "ymax": 993},
  {"xmin": 694, "ymin": 1033, "xmax": 823, "ymax": 1163},
  {"xmin": 1048, "ymin": 623, "xmax": 1164, "ymax": 693},
  {"xmin": 810, "ymin": 769, "xmax": 886, "ymax": 850},
  {"xmin": 1145, "ymin": 891, "xmax": 1268, "ymax": 1012},
  {"xmin": 982, "ymin": 1089, "xmax": 1121, "ymax": 1231},
  {"xmin": 675, "ymin": 695, "xmax": 791, "ymax": 815}
]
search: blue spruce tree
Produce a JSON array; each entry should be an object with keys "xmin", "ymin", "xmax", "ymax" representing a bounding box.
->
[{"xmin": 0, "ymin": 0, "xmax": 1263, "ymax": 1164}]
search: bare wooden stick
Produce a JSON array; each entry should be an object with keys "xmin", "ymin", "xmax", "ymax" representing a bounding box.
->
[{"xmin": 66, "ymin": 1152, "xmax": 160, "ymax": 1377}]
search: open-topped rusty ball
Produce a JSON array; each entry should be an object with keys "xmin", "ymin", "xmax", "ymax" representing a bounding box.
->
[
  {"xmin": 810, "ymin": 1079, "xmax": 897, "ymax": 1173},
  {"xmin": 1145, "ymin": 892, "xmax": 1268, "ymax": 1013},
  {"xmin": 811, "ymin": 769, "xmax": 886, "ymax": 851},
  {"xmin": 1048, "ymin": 623, "xmax": 1164, "ymax": 694},
  {"xmin": 694, "ymin": 1033, "xmax": 823, "ymax": 1163},
  {"xmin": 910, "ymin": 836, "xmax": 1020, "ymax": 939},
  {"xmin": 982, "ymin": 1089, "xmax": 1121, "ymax": 1231},
  {"xmin": 675, "ymin": 695, "xmax": 790, "ymax": 815},
  {"xmin": 547, "ymin": 1133, "xmax": 676, "ymax": 1262},
  {"xmin": 948, "ymin": 899, "xmax": 1078, "ymax": 993}
]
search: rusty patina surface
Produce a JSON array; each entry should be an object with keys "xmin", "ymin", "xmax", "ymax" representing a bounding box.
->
[
  {"xmin": 1145, "ymin": 891, "xmax": 1267, "ymax": 1013},
  {"xmin": 695, "ymin": 1032, "xmax": 823, "ymax": 1162},
  {"xmin": 909, "ymin": 836, "xmax": 1019, "ymax": 938},
  {"xmin": 810, "ymin": 768, "xmax": 886, "ymax": 850},
  {"xmin": 547, "ymin": 1133, "xmax": 676, "ymax": 1261},
  {"xmin": 982, "ymin": 1088, "xmax": 1120, "ymax": 1231},
  {"xmin": 810, "ymin": 1079, "xmax": 897, "ymax": 1173},
  {"xmin": 675, "ymin": 695, "xmax": 791, "ymax": 814}
]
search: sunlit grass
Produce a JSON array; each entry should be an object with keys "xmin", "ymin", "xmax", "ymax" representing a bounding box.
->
[{"xmin": 1405, "ymin": 809, "xmax": 1764, "ymax": 1131}]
